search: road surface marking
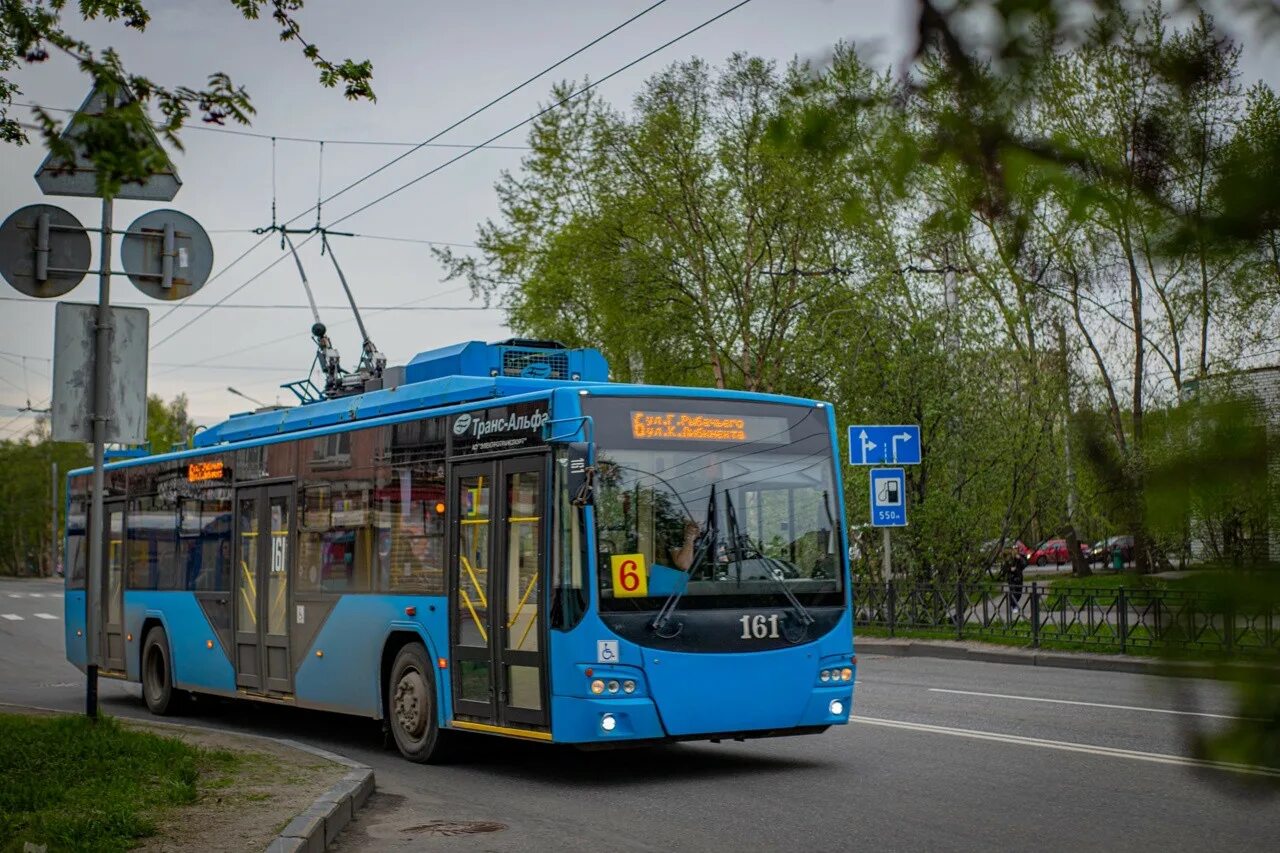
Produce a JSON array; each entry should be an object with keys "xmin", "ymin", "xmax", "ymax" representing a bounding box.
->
[
  {"xmin": 6, "ymin": 593, "xmax": 20, "ymax": 598},
  {"xmin": 849, "ymin": 715, "xmax": 1280, "ymax": 778},
  {"xmin": 928, "ymin": 688, "xmax": 1250, "ymax": 721},
  {"xmin": 33, "ymin": 613, "xmax": 57, "ymax": 620},
  {"xmin": 28, "ymin": 593, "xmax": 44, "ymax": 598},
  {"xmin": 1, "ymin": 614, "xmax": 22, "ymax": 621}
]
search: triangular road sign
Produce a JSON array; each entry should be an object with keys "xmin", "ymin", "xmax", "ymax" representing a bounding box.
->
[{"xmin": 34, "ymin": 84, "xmax": 181, "ymax": 201}]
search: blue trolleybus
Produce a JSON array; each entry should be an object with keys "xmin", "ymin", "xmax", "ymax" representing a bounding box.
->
[{"xmin": 64, "ymin": 339, "xmax": 856, "ymax": 761}]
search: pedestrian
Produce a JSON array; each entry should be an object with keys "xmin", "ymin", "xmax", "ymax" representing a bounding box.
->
[{"xmin": 1005, "ymin": 547, "xmax": 1026, "ymax": 618}]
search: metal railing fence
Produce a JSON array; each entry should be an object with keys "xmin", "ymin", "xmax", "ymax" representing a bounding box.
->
[{"xmin": 853, "ymin": 581, "xmax": 1279, "ymax": 656}]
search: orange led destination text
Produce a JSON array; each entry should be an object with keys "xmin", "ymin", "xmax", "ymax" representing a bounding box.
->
[
  {"xmin": 630, "ymin": 411, "xmax": 747, "ymax": 441},
  {"xmin": 187, "ymin": 461, "xmax": 225, "ymax": 482}
]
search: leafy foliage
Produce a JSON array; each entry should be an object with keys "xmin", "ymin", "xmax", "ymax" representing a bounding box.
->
[{"xmin": 0, "ymin": 0, "xmax": 374, "ymax": 196}]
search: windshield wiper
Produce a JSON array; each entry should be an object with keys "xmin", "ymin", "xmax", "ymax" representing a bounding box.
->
[
  {"xmin": 724, "ymin": 491, "xmax": 815, "ymax": 641},
  {"xmin": 651, "ymin": 484, "xmax": 717, "ymax": 638}
]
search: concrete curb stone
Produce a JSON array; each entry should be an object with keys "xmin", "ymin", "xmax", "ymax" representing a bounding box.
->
[{"xmin": 269, "ymin": 742, "xmax": 376, "ymax": 852}]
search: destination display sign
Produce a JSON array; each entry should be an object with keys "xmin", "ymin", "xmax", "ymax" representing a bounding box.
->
[
  {"xmin": 629, "ymin": 411, "xmax": 790, "ymax": 443},
  {"xmin": 187, "ymin": 460, "xmax": 225, "ymax": 482}
]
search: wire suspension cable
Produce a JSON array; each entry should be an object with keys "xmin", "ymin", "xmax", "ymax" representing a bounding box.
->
[
  {"xmin": 315, "ymin": 141, "xmax": 324, "ymax": 231},
  {"xmin": 270, "ymin": 137, "xmax": 278, "ymax": 230}
]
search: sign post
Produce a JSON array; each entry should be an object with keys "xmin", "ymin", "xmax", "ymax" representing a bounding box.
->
[
  {"xmin": 84, "ymin": 194, "xmax": 111, "ymax": 718},
  {"xmin": 0, "ymin": 84, "xmax": 211, "ymax": 720}
]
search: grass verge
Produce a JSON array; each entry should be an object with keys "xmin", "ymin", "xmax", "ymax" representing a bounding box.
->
[{"xmin": 0, "ymin": 713, "xmax": 239, "ymax": 853}]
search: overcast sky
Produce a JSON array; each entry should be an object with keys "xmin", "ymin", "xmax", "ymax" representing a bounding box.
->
[{"xmin": 2, "ymin": 1, "xmax": 1277, "ymax": 436}]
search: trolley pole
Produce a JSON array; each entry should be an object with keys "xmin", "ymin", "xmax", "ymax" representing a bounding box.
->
[{"xmin": 85, "ymin": 194, "xmax": 112, "ymax": 720}]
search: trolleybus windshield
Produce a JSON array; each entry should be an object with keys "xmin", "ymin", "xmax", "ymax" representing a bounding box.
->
[{"xmin": 583, "ymin": 396, "xmax": 844, "ymax": 612}]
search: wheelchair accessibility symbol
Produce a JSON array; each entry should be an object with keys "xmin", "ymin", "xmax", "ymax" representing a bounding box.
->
[{"xmin": 597, "ymin": 640, "xmax": 619, "ymax": 663}]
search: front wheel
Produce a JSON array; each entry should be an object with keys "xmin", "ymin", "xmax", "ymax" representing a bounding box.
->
[
  {"xmin": 387, "ymin": 643, "xmax": 455, "ymax": 763},
  {"xmin": 141, "ymin": 627, "xmax": 185, "ymax": 715},
  {"xmin": 1036, "ymin": 555, "xmax": 1047, "ymax": 566}
]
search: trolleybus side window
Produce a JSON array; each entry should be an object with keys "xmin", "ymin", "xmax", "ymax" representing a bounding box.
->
[{"xmin": 296, "ymin": 428, "xmax": 381, "ymax": 594}]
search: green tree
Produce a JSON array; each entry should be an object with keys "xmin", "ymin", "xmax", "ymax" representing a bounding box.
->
[
  {"xmin": 0, "ymin": 422, "xmax": 89, "ymax": 576},
  {"xmin": 145, "ymin": 392, "xmax": 193, "ymax": 452}
]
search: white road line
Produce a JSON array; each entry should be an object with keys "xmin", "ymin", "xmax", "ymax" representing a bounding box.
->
[
  {"xmin": 850, "ymin": 715, "xmax": 1280, "ymax": 778},
  {"xmin": 1, "ymin": 614, "xmax": 22, "ymax": 621},
  {"xmin": 28, "ymin": 593, "xmax": 44, "ymax": 598},
  {"xmin": 6, "ymin": 593, "xmax": 20, "ymax": 598},
  {"xmin": 928, "ymin": 687, "xmax": 1250, "ymax": 721},
  {"xmin": 33, "ymin": 612, "xmax": 58, "ymax": 620}
]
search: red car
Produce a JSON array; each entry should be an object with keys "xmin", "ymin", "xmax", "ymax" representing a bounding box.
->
[{"xmin": 1031, "ymin": 538, "xmax": 1090, "ymax": 566}]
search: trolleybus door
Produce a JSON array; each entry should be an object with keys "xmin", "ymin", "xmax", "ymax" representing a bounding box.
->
[
  {"xmin": 101, "ymin": 500, "xmax": 126, "ymax": 672},
  {"xmin": 233, "ymin": 484, "xmax": 294, "ymax": 694},
  {"xmin": 450, "ymin": 456, "xmax": 549, "ymax": 730}
]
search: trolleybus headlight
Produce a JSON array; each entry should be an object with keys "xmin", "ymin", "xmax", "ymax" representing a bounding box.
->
[
  {"xmin": 819, "ymin": 669, "xmax": 831, "ymax": 682},
  {"xmin": 622, "ymin": 680, "xmax": 636, "ymax": 694},
  {"xmin": 841, "ymin": 668, "xmax": 853, "ymax": 681},
  {"xmin": 607, "ymin": 680, "xmax": 620, "ymax": 694},
  {"xmin": 829, "ymin": 700, "xmax": 845, "ymax": 716},
  {"xmin": 590, "ymin": 679, "xmax": 605, "ymax": 695},
  {"xmin": 600, "ymin": 713, "xmax": 617, "ymax": 732}
]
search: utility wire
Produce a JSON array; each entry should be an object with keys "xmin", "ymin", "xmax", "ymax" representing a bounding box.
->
[
  {"xmin": 149, "ymin": 284, "xmax": 473, "ymax": 377},
  {"xmin": 0, "ymin": 296, "xmax": 489, "ymax": 311},
  {"xmin": 290, "ymin": 0, "xmax": 673, "ymax": 227},
  {"xmin": 13, "ymin": 102, "xmax": 531, "ymax": 149},
  {"xmin": 148, "ymin": 1, "xmax": 673, "ymax": 352},
  {"xmin": 326, "ymin": 0, "xmax": 757, "ymax": 229}
]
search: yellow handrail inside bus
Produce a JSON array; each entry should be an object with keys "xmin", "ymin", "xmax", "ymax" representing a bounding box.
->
[
  {"xmin": 460, "ymin": 589, "xmax": 488, "ymax": 643},
  {"xmin": 460, "ymin": 554, "xmax": 487, "ymax": 608}
]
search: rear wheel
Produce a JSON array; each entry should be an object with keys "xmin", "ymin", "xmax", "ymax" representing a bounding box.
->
[
  {"xmin": 387, "ymin": 643, "xmax": 454, "ymax": 763},
  {"xmin": 141, "ymin": 627, "xmax": 185, "ymax": 715}
]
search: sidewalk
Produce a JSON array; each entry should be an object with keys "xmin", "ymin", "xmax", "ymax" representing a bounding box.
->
[{"xmin": 855, "ymin": 635, "xmax": 1274, "ymax": 680}]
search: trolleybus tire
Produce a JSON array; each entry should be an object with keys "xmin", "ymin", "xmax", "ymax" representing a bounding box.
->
[
  {"xmin": 388, "ymin": 642, "xmax": 454, "ymax": 763},
  {"xmin": 141, "ymin": 626, "xmax": 185, "ymax": 715}
]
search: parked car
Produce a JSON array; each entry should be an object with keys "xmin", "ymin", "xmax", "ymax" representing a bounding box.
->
[
  {"xmin": 1091, "ymin": 535, "xmax": 1135, "ymax": 566},
  {"xmin": 1030, "ymin": 538, "xmax": 1091, "ymax": 566},
  {"xmin": 978, "ymin": 538, "xmax": 1031, "ymax": 569}
]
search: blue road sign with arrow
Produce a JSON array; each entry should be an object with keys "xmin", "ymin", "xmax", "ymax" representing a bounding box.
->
[
  {"xmin": 848, "ymin": 424, "xmax": 921, "ymax": 466},
  {"xmin": 870, "ymin": 467, "xmax": 907, "ymax": 527}
]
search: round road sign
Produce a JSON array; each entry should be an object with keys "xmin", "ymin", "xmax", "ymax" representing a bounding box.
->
[
  {"xmin": 0, "ymin": 203, "xmax": 91, "ymax": 298},
  {"xmin": 120, "ymin": 208, "xmax": 213, "ymax": 300}
]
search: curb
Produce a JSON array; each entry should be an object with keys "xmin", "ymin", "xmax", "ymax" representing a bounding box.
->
[
  {"xmin": 265, "ymin": 740, "xmax": 376, "ymax": 853},
  {"xmin": 855, "ymin": 637, "xmax": 1274, "ymax": 680},
  {"xmin": 0, "ymin": 701, "xmax": 374, "ymax": 852}
]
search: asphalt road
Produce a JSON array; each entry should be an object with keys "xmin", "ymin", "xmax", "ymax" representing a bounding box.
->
[{"xmin": 2, "ymin": 575, "xmax": 1277, "ymax": 852}]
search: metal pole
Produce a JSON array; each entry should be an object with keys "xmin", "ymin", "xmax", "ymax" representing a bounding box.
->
[
  {"xmin": 50, "ymin": 461, "xmax": 57, "ymax": 578},
  {"xmin": 881, "ymin": 527, "xmax": 891, "ymax": 582},
  {"xmin": 85, "ymin": 195, "xmax": 112, "ymax": 720}
]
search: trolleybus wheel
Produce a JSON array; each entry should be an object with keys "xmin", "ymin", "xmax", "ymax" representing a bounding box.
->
[
  {"xmin": 142, "ymin": 627, "xmax": 185, "ymax": 715},
  {"xmin": 388, "ymin": 643, "xmax": 454, "ymax": 763}
]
